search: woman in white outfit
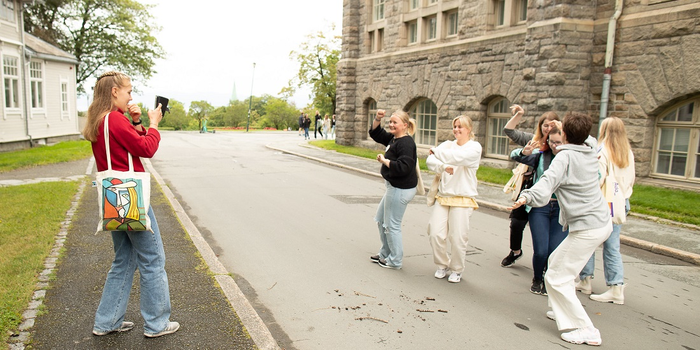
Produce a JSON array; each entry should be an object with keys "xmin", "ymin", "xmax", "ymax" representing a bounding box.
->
[
  {"xmin": 426, "ymin": 116, "xmax": 482, "ymax": 283},
  {"xmin": 323, "ymin": 115, "xmax": 331, "ymax": 140}
]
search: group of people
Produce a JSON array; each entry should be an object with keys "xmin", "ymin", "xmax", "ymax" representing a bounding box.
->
[
  {"xmin": 368, "ymin": 106, "xmax": 635, "ymax": 346},
  {"xmin": 298, "ymin": 111, "xmax": 336, "ymax": 140}
]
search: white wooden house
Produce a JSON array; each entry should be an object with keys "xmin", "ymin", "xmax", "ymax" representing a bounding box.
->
[{"xmin": 0, "ymin": 0, "xmax": 79, "ymax": 152}]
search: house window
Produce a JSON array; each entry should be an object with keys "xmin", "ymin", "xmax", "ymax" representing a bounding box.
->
[
  {"xmin": 3, "ymin": 56, "xmax": 20, "ymax": 109},
  {"xmin": 411, "ymin": 99, "xmax": 438, "ymax": 146},
  {"xmin": 408, "ymin": 21, "xmax": 418, "ymax": 44},
  {"xmin": 495, "ymin": 0, "xmax": 506, "ymax": 26},
  {"xmin": 373, "ymin": 0, "xmax": 385, "ymax": 22},
  {"xmin": 653, "ymin": 99, "xmax": 700, "ymax": 180},
  {"xmin": 446, "ymin": 11, "xmax": 458, "ymax": 36},
  {"xmin": 61, "ymin": 81, "xmax": 69, "ymax": 116},
  {"xmin": 516, "ymin": 0, "xmax": 528, "ymax": 23},
  {"xmin": 426, "ymin": 16, "xmax": 437, "ymax": 41},
  {"xmin": 30, "ymin": 61, "xmax": 44, "ymax": 109},
  {"xmin": 377, "ymin": 29, "xmax": 384, "ymax": 52},
  {"xmin": 428, "ymin": 0, "xmax": 438, "ymax": 4},
  {"xmin": 367, "ymin": 99, "xmax": 377, "ymax": 134},
  {"xmin": 487, "ymin": 97, "xmax": 511, "ymax": 158},
  {"xmin": 369, "ymin": 31, "xmax": 375, "ymax": 53},
  {"xmin": 0, "ymin": 0, "xmax": 15, "ymax": 23},
  {"xmin": 409, "ymin": 0, "xmax": 419, "ymax": 10}
]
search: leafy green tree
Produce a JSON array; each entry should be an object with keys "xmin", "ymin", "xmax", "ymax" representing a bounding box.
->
[
  {"xmin": 261, "ymin": 97, "xmax": 298, "ymax": 130},
  {"xmin": 23, "ymin": 0, "xmax": 165, "ymax": 93},
  {"xmin": 160, "ymin": 99, "xmax": 189, "ymax": 130},
  {"xmin": 188, "ymin": 100, "xmax": 213, "ymax": 130},
  {"xmin": 282, "ymin": 24, "xmax": 340, "ymax": 115}
]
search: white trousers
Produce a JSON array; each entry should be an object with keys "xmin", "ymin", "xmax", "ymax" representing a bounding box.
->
[
  {"xmin": 428, "ymin": 204, "xmax": 473, "ymax": 274},
  {"xmin": 545, "ymin": 221, "xmax": 612, "ymax": 330}
]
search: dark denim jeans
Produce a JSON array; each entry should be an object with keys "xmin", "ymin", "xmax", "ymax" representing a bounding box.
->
[{"xmin": 528, "ymin": 200, "xmax": 568, "ymax": 281}]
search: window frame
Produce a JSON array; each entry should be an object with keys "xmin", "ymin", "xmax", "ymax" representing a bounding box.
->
[
  {"xmin": 410, "ymin": 99, "xmax": 438, "ymax": 147},
  {"xmin": 29, "ymin": 61, "xmax": 44, "ymax": 109},
  {"xmin": 373, "ymin": 0, "xmax": 385, "ymax": 22},
  {"xmin": 652, "ymin": 98, "xmax": 700, "ymax": 182},
  {"xmin": 60, "ymin": 80, "xmax": 70, "ymax": 118},
  {"xmin": 409, "ymin": 0, "xmax": 420, "ymax": 11},
  {"xmin": 366, "ymin": 99, "xmax": 378, "ymax": 137},
  {"xmin": 407, "ymin": 20, "xmax": 418, "ymax": 44},
  {"xmin": 486, "ymin": 97, "xmax": 511, "ymax": 159},
  {"xmin": 445, "ymin": 10, "xmax": 458, "ymax": 37},
  {"xmin": 425, "ymin": 15, "xmax": 437, "ymax": 41},
  {"xmin": 0, "ymin": 0, "xmax": 15, "ymax": 23},
  {"xmin": 3, "ymin": 55, "xmax": 20, "ymax": 110}
]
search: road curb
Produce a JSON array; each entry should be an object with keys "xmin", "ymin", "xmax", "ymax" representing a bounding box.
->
[
  {"xmin": 269, "ymin": 145, "xmax": 700, "ymax": 267},
  {"xmin": 144, "ymin": 159, "xmax": 280, "ymax": 350}
]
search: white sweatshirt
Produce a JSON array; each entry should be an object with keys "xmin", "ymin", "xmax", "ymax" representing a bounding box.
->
[{"xmin": 426, "ymin": 139, "xmax": 482, "ymax": 198}]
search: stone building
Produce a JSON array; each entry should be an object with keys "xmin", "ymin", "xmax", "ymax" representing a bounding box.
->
[{"xmin": 336, "ymin": 0, "xmax": 700, "ymax": 188}]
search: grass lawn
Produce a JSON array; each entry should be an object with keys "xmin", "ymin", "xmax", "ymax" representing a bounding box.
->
[
  {"xmin": 308, "ymin": 140, "xmax": 700, "ymax": 226},
  {"xmin": 0, "ymin": 140, "xmax": 92, "ymax": 172},
  {"xmin": 0, "ymin": 180, "xmax": 82, "ymax": 343}
]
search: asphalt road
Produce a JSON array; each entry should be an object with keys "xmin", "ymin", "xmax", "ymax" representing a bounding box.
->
[{"xmin": 150, "ymin": 131, "xmax": 700, "ymax": 350}]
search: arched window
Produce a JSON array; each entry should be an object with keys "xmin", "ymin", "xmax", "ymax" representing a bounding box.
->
[
  {"xmin": 410, "ymin": 99, "xmax": 437, "ymax": 146},
  {"xmin": 653, "ymin": 98, "xmax": 700, "ymax": 181},
  {"xmin": 487, "ymin": 97, "xmax": 511, "ymax": 158}
]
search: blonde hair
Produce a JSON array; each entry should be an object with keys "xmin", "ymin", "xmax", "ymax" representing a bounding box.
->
[
  {"xmin": 392, "ymin": 109, "xmax": 416, "ymax": 136},
  {"xmin": 83, "ymin": 71, "xmax": 131, "ymax": 142},
  {"xmin": 599, "ymin": 117, "xmax": 631, "ymax": 168},
  {"xmin": 453, "ymin": 115, "xmax": 475, "ymax": 140}
]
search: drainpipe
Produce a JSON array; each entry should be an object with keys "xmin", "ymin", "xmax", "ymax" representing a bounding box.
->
[
  {"xmin": 599, "ymin": 0, "xmax": 624, "ymax": 127},
  {"xmin": 19, "ymin": 1, "xmax": 33, "ymax": 146}
]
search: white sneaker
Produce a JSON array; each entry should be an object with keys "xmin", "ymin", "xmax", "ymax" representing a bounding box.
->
[
  {"xmin": 576, "ymin": 276, "xmax": 592, "ymax": 295},
  {"xmin": 144, "ymin": 321, "xmax": 180, "ymax": 338},
  {"xmin": 561, "ymin": 327, "xmax": 602, "ymax": 346},
  {"xmin": 546, "ymin": 311, "xmax": 556, "ymax": 321},
  {"xmin": 447, "ymin": 272, "xmax": 462, "ymax": 283},
  {"xmin": 590, "ymin": 284, "xmax": 625, "ymax": 305},
  {"xmin": 434, "ymin": 268, "xmax": 448, "ymax": 279}
]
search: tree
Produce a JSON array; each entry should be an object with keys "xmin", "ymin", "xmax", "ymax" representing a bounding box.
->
[
  {"xmin": 188, "ymin": 100, "xmax": 213, "ymax": 131},
  {"xmin": 282, "ymin": 24, "xmax": 340, "ymax": 115},
  {"xmin": 160, "ymin": 99, "xmax": 189, "ymax": 130},
  {"xmin": 24, "ymin": 0, "xmax": 165, "ymax": 93},
  {"xmin": 261, "ymin": 97, "xmax": 298, "ymax": 130}
]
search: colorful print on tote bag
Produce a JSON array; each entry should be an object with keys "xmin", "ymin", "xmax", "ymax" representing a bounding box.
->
[{"xmin": 100, "ymin": 176, "xmax": 148, "ymax": 231}]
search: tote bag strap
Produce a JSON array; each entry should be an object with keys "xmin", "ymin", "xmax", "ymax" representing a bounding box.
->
[{"xmin": 103, "ymin": 113, "xmax": 135, "ymax": 172}]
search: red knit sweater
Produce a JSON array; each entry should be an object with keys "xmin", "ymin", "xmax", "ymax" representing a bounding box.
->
[{"xmin": 91, "ymin": 110, "xmax": 161, "ymax": 172}]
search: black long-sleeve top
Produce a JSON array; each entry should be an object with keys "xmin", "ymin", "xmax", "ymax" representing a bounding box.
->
[{"xmin": 369, "ymin": 125, "xmax": 418, "ymax": 189}]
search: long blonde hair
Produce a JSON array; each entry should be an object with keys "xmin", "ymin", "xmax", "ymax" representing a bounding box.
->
[
  {"xmin": 453, "ymin": 115, "xmax": 475, "ymax": 140},
  {"xmin": 82, "ymin": 71, "xmax": 131, "ymax": 142},
  {"xmin": 392, "ymin": 109, "xmax": 417, "ymax": 136},
  {"xmin": 599, "ymin": 117, "xmax": 631, "ymax": 168}
]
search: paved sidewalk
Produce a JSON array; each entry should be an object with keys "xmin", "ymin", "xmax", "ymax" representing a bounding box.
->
[
  {"xmin": 2, "ymin": 159, "xmax": 274, "ymax": 349},
  {"xmin": 267, "ymin": 139, "xmax": 700, "ymax": 265}
]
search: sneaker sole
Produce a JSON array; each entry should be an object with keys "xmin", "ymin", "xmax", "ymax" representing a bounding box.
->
[
  {"xmin": 561, "ymin": 338, "xmax": 602, "ymax": 346},
  {"xmin": 590, "ymin": 297, "xmax": 624, "ymax": 305}
]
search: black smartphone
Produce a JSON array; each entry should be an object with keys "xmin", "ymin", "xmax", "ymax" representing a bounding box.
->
[{"xmin": 155, "ymin": 95, "xmax": 170, "ymax": 115}]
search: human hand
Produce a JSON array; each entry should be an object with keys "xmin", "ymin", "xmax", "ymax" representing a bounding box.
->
[
  {"xmin": 148, "ymin": 103, "xmax": 163, "ymax": 127},
  {"xmin": 508, "ymin": 197, "xmax": 527, "ymax": 210},
  {"xmin": 445, "ymin": 167, "xmax": 454, "ymax": 175},
  {"xmin": 551, "ymin": 120, "xmax": 562, "ymax": 130},
  {"xmin": 377, "ymin": 154, "xmax": 385, "ymax": 163},
  {"xmin": 127, "ymin": 103, "xmax": 141, "ymax": 120},
  {"xmin": 428, "ymin": 148, "xmax": 435, "ymax": 155},
  {"xmin": 376, "ymin": 109, "xmax": 386, "ymax": 119},
  {"xmin": 522, "ymin": 140, "xmax": 536, "ymax": 156},
  {"xmin": 510, "ymin": 104, "xmax": 524, "ymax": 116}
]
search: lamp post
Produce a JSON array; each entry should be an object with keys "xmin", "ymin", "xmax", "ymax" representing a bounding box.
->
[{"xmin": 245, "ymin": 63, "xmax": 256, "ymax": 132}]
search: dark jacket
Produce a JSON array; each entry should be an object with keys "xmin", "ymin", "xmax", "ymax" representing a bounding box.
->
[{"xmin": 369, "ymin": 125, "xmax": 418, "ymax": 189}]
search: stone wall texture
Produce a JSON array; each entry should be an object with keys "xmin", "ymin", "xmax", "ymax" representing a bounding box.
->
[{"xmin": 337, "ymin": 0, "xmax": 700, "ymax": 180}]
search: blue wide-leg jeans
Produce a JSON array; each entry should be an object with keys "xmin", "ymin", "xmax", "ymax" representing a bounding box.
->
[
  {"xmin": 579, "ymin": 199, "xmax": 629, "ymax": 285},
  {"xmin": 93, "ymin": 207, "xmax": 172, "ymax": 334},
  {"xmin": 374, "ymin": 181, "xmax": 416, "ymax": 268}
]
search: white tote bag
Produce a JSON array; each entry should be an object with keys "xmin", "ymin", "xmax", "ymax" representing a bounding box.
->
[
  {"xmin": 602, "ymin": 159, "xmax": 626, "ymax": 224},
  {"xmin": 95, "ymin": 114, "xmax": 152, "ymax": 233}
]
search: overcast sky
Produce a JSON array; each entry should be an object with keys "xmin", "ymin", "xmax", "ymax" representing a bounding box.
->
[{"xmin": 78, "ymin": 0, "xmax": 343, "ymax": 111}]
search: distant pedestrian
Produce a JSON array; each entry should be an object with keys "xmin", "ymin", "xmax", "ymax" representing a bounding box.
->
[
  {"xmin": 83, "ymin": 71, "xmax": 179, "ymax": 338},
  {"xmin": 368, "ymin": 109, "xmax": 418, "ymax": 269},
  {"xmin": 426, "ymin": 115, "xmax": 481, "ymax": 283},
  {"xmin": 331, "ymin": 114, "xmax": 336, "ymax": 139},
  {"xmin": 303, "ymin": 115, "xmax": 311, "ymax": 140},
  {"xmin": 323, "ymin": 114, "xmax": 331, "ymax": 140},
  {"xmin": 314, "ymin": 111, "xmax": 323, "ymax": 139},
  {"xmin": 298, "ymin": 112, "xmax": 304, "ymax": 136},
  {"xmin": 510, "ymin": 112, "xmax": 612, "ymax": 346},
  {"xmin": 576, "ymin": 117, "xmax": 635, "ymax": 305}
]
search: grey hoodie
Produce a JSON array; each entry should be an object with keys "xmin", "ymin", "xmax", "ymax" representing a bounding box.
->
[{"xmin": 519, "ymin": 136, "xmax": 611, "ymax": 232}]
